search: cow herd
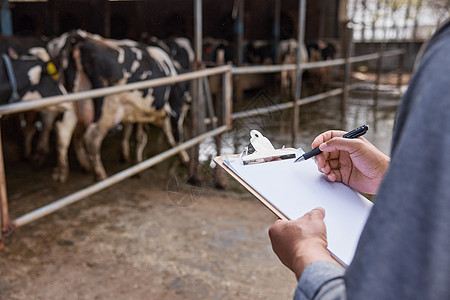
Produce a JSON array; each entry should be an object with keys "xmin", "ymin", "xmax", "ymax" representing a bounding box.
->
[
  {"xmin": 1, "ymin": 30, "xmax": 194, "ymax": 182},
  {"xmin": 1, "ymin": 31, "xmax": 336, "ymax": 183}
]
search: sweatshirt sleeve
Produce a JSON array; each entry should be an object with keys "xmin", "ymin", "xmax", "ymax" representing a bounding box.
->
[{"xmin": 294, "ymin": 261, "xmax": 346, "ymax": 300}]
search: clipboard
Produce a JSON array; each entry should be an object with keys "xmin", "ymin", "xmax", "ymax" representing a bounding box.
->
[
  {"xmin": 215, "ymin": 153, "xmax": 290, "ymax": 221},
  {"xmin": 214, "ymin": 147, "xmax": 373, "ymax": 266}
]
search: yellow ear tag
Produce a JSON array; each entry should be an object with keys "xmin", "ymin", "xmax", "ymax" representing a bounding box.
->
[{"xmin": 46, "ymin": 62, "xmax": 60, "ymax": 80}]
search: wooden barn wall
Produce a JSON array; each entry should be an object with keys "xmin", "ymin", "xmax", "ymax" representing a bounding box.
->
[{"xmin": 10, "ymin": 0, "xmax": 342, "ymax": 43}]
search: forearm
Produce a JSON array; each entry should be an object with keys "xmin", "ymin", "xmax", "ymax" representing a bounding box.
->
[{"xmin": 294, "ymin": 261, "xmax": 346, "ymax": 300}]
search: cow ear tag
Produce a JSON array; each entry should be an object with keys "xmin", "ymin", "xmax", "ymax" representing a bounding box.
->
[
  {"xmin": 240, "ymin": 130, "xmax": 296, "ymax": 165},
  {"xmin": 46, "ymin": 62, "xmax": 60, "ymax": 80}
]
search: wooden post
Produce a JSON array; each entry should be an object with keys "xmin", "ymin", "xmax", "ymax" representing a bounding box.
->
[
  {"xmin": 412, "ymin": 0, "xmax": 423, "ymax": 42},
  {"xmin": 397, "ymin": 0, "xmax": 412, "ymax": 91},
  {"xmin": 361, "ymin": 0, "xmax": 367, "ymax": 42},
  {"xmin": 214, "ymin": 73, "xmax": 227, "ymax": 188},
  {"xmin": 292, "ymin": 0, "xmax": 306, "ymax": 146},
  {"xmin": 0, "ymin": 122, "xmax": 10, "ymax": 250},
  {"xmin": 374, "ymin": 0, "xmax": 388, "ymax": 104},
  {"xmin": 234, "ymin": 0, "xmax": 245, "ymax": 66},
  {"xmin": 273, "ymin": 0, "xmax": 281, "ymax": 63},
  {"xmin": 342, "ymin": 25, "xmax": 354, "ymax": 116},
  {"xmin": 374, "ymin": 42, "xmax": 385, "ymax": 104},
  {"xmin": 189, "ymin": 0, "xmax": 204, "ymax": 185}
]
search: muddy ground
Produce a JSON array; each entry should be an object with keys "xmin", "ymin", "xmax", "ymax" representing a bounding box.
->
[{"xmin": 0, "ymin": 134, "xmax": 298, "ymax": 300}]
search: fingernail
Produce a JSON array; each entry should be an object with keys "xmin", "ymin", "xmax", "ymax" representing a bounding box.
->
[
  {"xmin": 320, "ymin": 168, "xmax": 326, "ymax": 173},
  {"xmin": 312, "ymin": 207, "xmax": 326, "ymax": 217},
  {"xmin": 327, "ymin": 174, "xmax": 334, "ymax": 181}
]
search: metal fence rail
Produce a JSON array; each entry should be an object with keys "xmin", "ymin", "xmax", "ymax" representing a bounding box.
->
[
  {"xmin": 0, "ymin": 65, "xmax": 232, "ymax": 116},
  {"xmin": 0, "ymin": 65, "xmax": 233, "ymax": 249},
  {"xmin": 231, "ymin": 49, "xmax": 404, "ymax": 75},
  {"xmin": 14, "ymin": 125, "xmax": 229, "ymax": 227},
  {"xmin": 226, "ymin": 48, "xmax": 405, "ymax": 124}
]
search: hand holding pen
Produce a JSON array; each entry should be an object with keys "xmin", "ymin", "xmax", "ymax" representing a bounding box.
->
[
  {"xmin": 295, "ymin": 125, "xmax": 369, "ymax": 163},
  {"xmin": 299, "ymin": 125, "xmax": 391, "ymax": 195}
]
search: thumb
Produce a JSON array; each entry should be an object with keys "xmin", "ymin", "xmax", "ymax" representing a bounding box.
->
[
  {"xmin": 309, "ymin": 207, "xmax": 326, "ymax": 219},
  {"xmin": 319, "ymin": 137, "xmax": 363, "ymax": 154}
]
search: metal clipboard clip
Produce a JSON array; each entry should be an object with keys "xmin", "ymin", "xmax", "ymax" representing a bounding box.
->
[{"xmin": 240, "ymin": 130, "xmax": 297, "ymax": 165}]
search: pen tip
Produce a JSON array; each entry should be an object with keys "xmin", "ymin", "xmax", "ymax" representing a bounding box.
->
[{"xmin": 294, "ymin": 156, "xmax": 305, "ymax": 163}]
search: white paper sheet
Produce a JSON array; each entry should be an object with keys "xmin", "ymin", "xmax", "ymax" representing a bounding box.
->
[{"xmin": 224, "ymin": 149, "xmax": 372, "ymax": 266}]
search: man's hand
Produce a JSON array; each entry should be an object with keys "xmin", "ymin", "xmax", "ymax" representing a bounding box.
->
[
  {"xmin": 268, "ymin": 208, "xmax": 336, "ymax": 280},
  {"xmin": 312, "ymin": 130, "xmax": 390, "ymax": 194}
]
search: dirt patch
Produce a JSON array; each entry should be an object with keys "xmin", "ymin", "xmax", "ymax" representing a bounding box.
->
[{"xmin": 0, "ymin": 162, "xmax": 298, "ymax": 299}]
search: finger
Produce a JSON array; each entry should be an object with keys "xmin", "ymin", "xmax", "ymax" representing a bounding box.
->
[
  {"xmin": 269, "ymin": 219, "xmax": 287, "ymax": 236},
  {"xmin": 315, "ymin": 155, "xmax": 332, "ymax": 175},
  {"xmin": 315, "ymin": 154, "xmax": 327, "ymax": 170},
  {"xmin": 325, "ymin": 170, "xmax": 342, "ymax": 182},
  {"xmin": 310, "ymin": 207, "xmax": 326, "ymax": 219},
  {"xmin": 321, "ymin": 137, "xmax": 364, "ymax": 154},
  {"xmin": 312, "ymin": 130, "xmax": 347, "ymax": 149}
]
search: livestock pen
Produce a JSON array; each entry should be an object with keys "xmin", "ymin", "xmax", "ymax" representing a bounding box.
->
[{"xmin": 0, "ymin": 0, "xmax": 444, "ymax": 251}]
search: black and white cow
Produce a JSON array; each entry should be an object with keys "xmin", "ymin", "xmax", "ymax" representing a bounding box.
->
[
  {"xmin": 140, "ymin": 34, "xmax": 194, "ymax": 71},
  {"xmin": 0, "ymin": 51, "xmax": 77, "ymax": 182},
  {"xmin": 277, "ymin": 39, "xmax": 309, "ymax": 99},
  {"xmin": 245, "ymin": 40, "xmax": 273, "ymax": 65},
  {"xmin": 130, "ymin": 35, "xmax": 193, "ymax": 163},
  {"xmin": 48, "ymin": 30, "xmax": 190, "ymax": 181},
  {"xmin": 304, "ymin": 40, "xmax": 337, "ymax": 91},
  {"xmin": 0, "ymin": 34, "xmax": 64, "ymax": 163},
  {"xmin": 203, "ymin": 37, "xmax": 234, "ymax": 66}
]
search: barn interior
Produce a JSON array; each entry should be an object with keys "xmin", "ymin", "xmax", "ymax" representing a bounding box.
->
[
  {"xmin": 0, "ymin": 1, "xmax": 448, "ymax": 298},
  {"xmin": 8, "ymin": 0, "xmax": 344, "ymax": 63}
]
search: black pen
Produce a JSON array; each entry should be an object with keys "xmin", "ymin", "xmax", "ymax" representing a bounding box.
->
[{"xmin": 294, "ymin": 125, "xmax": 369, "ymax": 163}]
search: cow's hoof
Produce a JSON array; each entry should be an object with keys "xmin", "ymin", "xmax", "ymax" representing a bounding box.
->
[
  {"xmin": 119, "ymin": 152, "xmax": 130, "ymax": 163},
  {"xmin": 52, "ymin": 167, "xmax": 68, "ymax": 183},
  {"xmin": 180, "ymin": 152, "xmax": 190, "ymax": 165},
  {"xmin": 94, "ymin": 172, "xmax": 107, "ymax": 182}
]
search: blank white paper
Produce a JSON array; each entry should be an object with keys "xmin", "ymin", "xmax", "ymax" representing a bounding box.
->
[{"xmin": 224, "ymin": 149, "xmax": 373, "ymax": 266}]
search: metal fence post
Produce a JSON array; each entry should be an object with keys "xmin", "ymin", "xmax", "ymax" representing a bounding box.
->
[
  {"xmin": 0, "ymin": 122, "xmax": 10, "ymax": 250},
  {"xmin": 1, "ymin": 0, "xmax": 13, "ymax": 36}
]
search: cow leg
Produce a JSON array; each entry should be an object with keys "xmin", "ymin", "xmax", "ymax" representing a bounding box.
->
[
  {"xmin": 83, "ymin": 96, "xmax": 123, "ymax": 181},
  {"xmin": 72, "ymin": 124, "xmax": 92, "ymax": 172},
  {"xmin": 121, "ymin": 123, "xmax": 133, "ymax": 162},
  {"xmin": 280, "ymin": 70, "xmax": 287, "ymax": 98},
  {"xmin": 34, "ymin": 111, "xmax": 58, "ymax": 165},
  {"xmin": 135, "ymin": 123, "xmax": 147, "ymax": 163},
  {"xmin": 73, "ymin": 99, "xmax": 95, "ymax": 172},
  {"xmin": 290, "ymin": 71, "xmax": 297, "ymax": 100},
  {"xmin": 83, "ymin": 122, "xmax": 108, "ymax": 181},
  {"xmin": 177, "ymin": 103, "xmax": 189, "ymax": 143},
  {"xmin": 162, "ymin": 116, "xmax": 190, "ymax": 164},
  {"xmin": 52, "ymin": 110, "xmax": 77, "ymax": 183},
  {"xmin": 22, "ymin": 112, "xmax": 37, "ymax": 160},
  {"xmin": 177, "ymin": 105, "xmax": 190, "ymax": 164}
]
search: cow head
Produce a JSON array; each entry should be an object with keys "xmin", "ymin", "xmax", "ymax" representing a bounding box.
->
[
  {"xmin": 0, "ymin": 54, "xmax": 66, "ymax": 105},
  {"xmin": 47, "ymin": 30, "xmax": 88, "ymax": 92}
]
